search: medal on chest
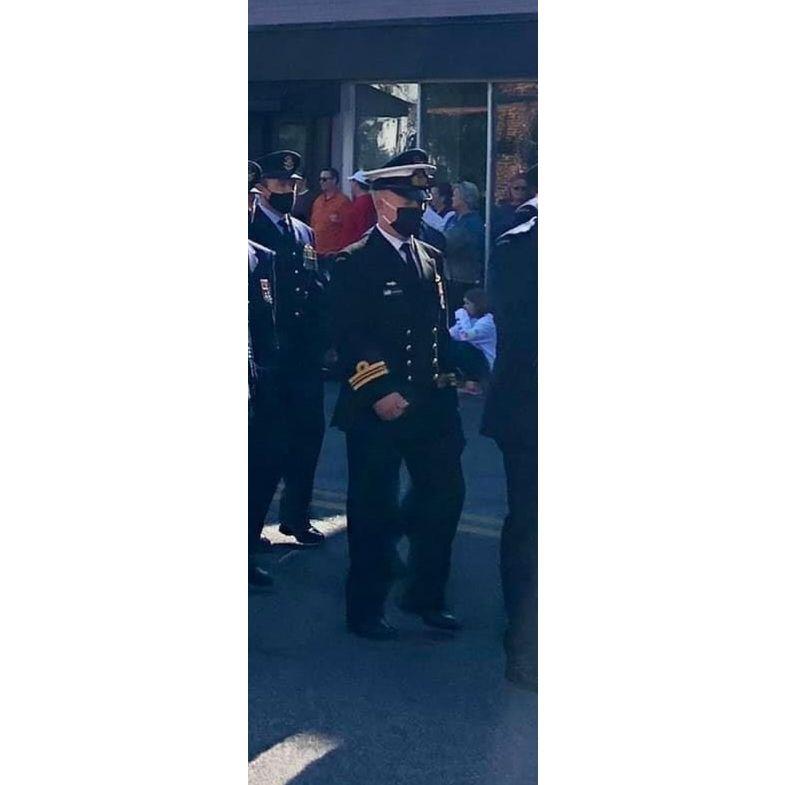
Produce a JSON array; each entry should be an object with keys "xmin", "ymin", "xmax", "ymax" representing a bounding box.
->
[
  {"xmin": 434, "ymin": 272, "xmax": 446, "ymax": 311},
  {"xmin": 303, "ymin": 243, "xmax": 318, "ymax": 271},
  {"xmin": 259, "ymin": 278, "xmax": 273, "ymax": 305}
]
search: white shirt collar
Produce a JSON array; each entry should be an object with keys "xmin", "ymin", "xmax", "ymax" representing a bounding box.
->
[
  {"xmin": 521, "ymin": 195, "xmax": 538, "ymax": 209},
  {"xmin": 375, "ymin": 223, "xmax": 411, "ymax": 254},
  {"xmin": 254, "ymin": 197, "xmax": 286, "ymax": 232},
  {"xmin": 248, "ymin": 242, "xmax": 257, "ymax": 273}
]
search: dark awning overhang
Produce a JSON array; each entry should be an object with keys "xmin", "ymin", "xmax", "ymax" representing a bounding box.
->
[{"xmin": 249, "ymin": 14, "xmax": 537, "ymax": 82}]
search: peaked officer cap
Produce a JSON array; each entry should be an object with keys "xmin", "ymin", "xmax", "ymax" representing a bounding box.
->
[
  {"xmin": 248, "ymin": 160, "xmax": 262, "ymax": 191},
  {"xmin": 256, "ymin": 150, "xmax": 304, "ymax": 180},
  {"xmin": 364, "ymin": 148, "xmax": 436, "ymax": 202}
]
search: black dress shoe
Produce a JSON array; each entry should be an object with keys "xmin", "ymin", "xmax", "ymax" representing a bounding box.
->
[
  {"xmin": 418, "ymin": 610, "xmax": 463, "ymax": 631},
  {"xmin": 398, "ymin": 600, "xmax": 463, "ymax": 631},
  {"xmin": 505, "ymin": 656, "xmax": 537, "ymax": 691},
  {"xmin": 248, "ymin": 565, "xmax": 274, "ymax": 587},
  {"xmin": 347, "ymin": 617, "xmax": 399, "ymax": 641},
  {"xmin": 278, "ymin": 525, "xmax": 325, "ymax": 545}
]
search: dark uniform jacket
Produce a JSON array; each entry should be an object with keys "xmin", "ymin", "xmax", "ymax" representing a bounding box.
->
[
  {"xmin": 248, "ymin": 205, "xmax": 327, "ymax": 369},
  {"xmin": 330, "ymin": 227, "xmax": 484, "ymax": 432},
  {"xmin": 481, "ymin": 210, "xmax": 538, "ymax": 447},
  {"xmin": 248, "ymin": 240, "xmax": 278, "ymax": 375}
]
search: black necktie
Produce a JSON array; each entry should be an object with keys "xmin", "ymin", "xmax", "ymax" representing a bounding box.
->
[
  {"xmin": 401, "ymin": 242, "xmax": 416, "ymax": 269},
  {"xmin": 279, "ymin": 217, "xmax": 294, "ymax": 241}
]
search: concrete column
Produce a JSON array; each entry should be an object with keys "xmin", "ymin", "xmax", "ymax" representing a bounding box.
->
[{"xmin": 332, "ymin": 83, "xmax": 356, "ymax": 192}]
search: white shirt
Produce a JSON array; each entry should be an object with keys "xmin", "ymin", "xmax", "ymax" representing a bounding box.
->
[
  {"xmin": 248, "ymin": 242, "xmax": 258, "ymax": 273},
  {"xmin": 449, "ymin": 309, "xmax": 497, "ymax": 369},
  {"xmin": 423, "ymin": 205, "xmax": 456, "ymax": 232},
  {"xmin": 253, "ymin": 197, "xmax": 287, "ymax": 233},
  {"xmin": 375, "ymin": 223, "xmax": 415, "ymax": 264}
]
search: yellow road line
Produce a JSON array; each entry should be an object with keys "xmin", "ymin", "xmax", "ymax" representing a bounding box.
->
[
  {"xmin": 460, "ymin": 511, "xmax": 503, "ymax": 527},
  {"xmin": 308, "ymin": 498, "xmax": 500, "ymax": 536},
  {"xmin": 311, "ymin": 488, "xmax": 345, "ymax": 499},
  {"xmin": 272, "ymin": 487, "xmax": 502, "ymax": 533},
  {"xmin": 457, "ymin": 524, "xmax": 500, "ymax": 538},
  {"xmin": 311, "ymin": 490, "xmax": 501, "ymax": 528}
]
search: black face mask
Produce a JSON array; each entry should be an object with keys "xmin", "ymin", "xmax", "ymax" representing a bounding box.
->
[
  {"xmin": 268, "ymin": 191, "xmax": 295, "ymax": 214},
  {"xmin": 390, "ymin": 206, "xmax": 423, "ymax": 238}
]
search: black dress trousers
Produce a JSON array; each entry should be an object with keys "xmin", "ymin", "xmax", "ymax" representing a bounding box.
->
[
  {"xmin": 499, "ymin": 431, "xmax": 538, "ymax": 662},
  {"xmin": 276, "ymin": 364, "xmax": 325, "ymax": 532},
  {"xmin": 249, "ymin": 208, "xmax": 327, "ymax": 534},
  {"xmin": 344, "ymin": 398, "xmax": 465, "ymax": 625},
  {"xmin": 248, "ymin": 377, "xmax": 287, "ymax": 555}
]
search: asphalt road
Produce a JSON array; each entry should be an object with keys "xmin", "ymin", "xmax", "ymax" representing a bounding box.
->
[{"xmin": 249, "ymin": 382, "xmax": 537, "ymax": 785}]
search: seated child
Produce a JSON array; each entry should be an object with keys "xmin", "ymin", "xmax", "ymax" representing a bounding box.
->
[{"xmin": 449, "ymin": 288, "xmax": 497, "ymax": 381}]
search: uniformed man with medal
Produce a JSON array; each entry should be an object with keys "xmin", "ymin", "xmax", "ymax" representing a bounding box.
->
[
  {"xmin": 248, "ymin": 160, "xmax": 282, "ymax": 587},
  {"xmin": 329, "ymin": 149, "xmax": 485, "ymax": 640},
  {"xmin": 248, "ymin": 150, "xmax": 327, "ymax": 547}
]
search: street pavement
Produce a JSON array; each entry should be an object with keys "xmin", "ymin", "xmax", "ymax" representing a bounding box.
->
[{"xmin": 249, "ymin": 382, "xmax": 537, "ymax": 785}]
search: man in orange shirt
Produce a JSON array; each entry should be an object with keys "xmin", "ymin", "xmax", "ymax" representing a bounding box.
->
[{"xmin": 310, "ymin": 167, "xmax": 353, "ymax": 256}]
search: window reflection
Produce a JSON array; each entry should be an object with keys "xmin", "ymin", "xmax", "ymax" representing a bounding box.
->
[
  {"xmin": 421, "ymin": 83, "xmax": 488, "ymax": 198},
  {"xmin": 491, "ymin": 81, "xmax": 538, "ymax": 204},
  {"xmin": 354, "ymin": 83, "xmax": 419, "ymax": 170}
]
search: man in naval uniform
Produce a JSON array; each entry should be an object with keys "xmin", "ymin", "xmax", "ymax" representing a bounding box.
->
[
  {"xmin": 248, "ymin": 160, "xmax": 281, "ymax": 587},
  {"xmin": 482, "ymin": 184, "xmax": 538, "ymax": 688},
  {"xmin": 329, "ymin": 149, "xmax": 484, "ymax": 640},
  {"xmin": 248, "ymin": 150, "xmax": 327, "ymax": 546}
]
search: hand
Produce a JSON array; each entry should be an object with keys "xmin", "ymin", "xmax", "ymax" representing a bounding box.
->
[
  {"xmin": 373, "ymin": 392, "xmax": 410, "ymax": 421},
  {"xmin": 461, "ymin": 381, "xmax": 482, "ymax": 396}
]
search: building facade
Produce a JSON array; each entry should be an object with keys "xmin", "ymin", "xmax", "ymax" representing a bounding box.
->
[{"xmin": 249, "ymin": 3, "xmax": 538, "ymax": 254}]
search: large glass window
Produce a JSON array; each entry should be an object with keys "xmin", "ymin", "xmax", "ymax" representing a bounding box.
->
[
  {"xmin": 491, "ymin": 81, "xmax": 538, "ymax": 203},
  {"xmin": 277, "ymin": 122, "xmax": 309, "ymax": 169},
  {"xmin": 354, "ymin": 83, "xmax": 419, "ymax": 171},
  {"xmin": 488, "ymin": 81, "xmax": 538, "ymax": 241},
  {"xmin": 420, "ymin": 83, "xmax": 488, "ymax": 198}
]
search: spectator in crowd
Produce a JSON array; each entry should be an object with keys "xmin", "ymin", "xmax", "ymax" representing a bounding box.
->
[
  {"xmin": 449, "ymin": 287, "xmax": 496, "ymax": 379},
  {"xmin": 341, "ymin": 170, "xmax": 377, "ymax": 246},
  {"xmin": 311, "ymin": 167, "xmax": 353, "ymax": 257},
  {"xmin": 434, "ymin": 182, "xmax": 457, "ymax": 226},
  {"xmin": 420, "ymin": 219, "xmax": 446, "ymax": 252},
  {"xmin": 514, "ymin": 165, "xmax": 538, "ymax": 222},
  {"xmin": 444, "ymin": 181, "xmax": 485, "ymax": 314},
  {"xmin": 423, "ymin": 182, "xmax": 456, "ymax": 233},
  {"xmin": 292, "ymin": 174, "xmax": 319, "ymax": 225},
  {"xmin": 492, "ymin": 169, "xmax": 536, "ymax": 239},
  {"xmin": 487, "ymin": 165, "xmax": 537, "ymax": 302}
]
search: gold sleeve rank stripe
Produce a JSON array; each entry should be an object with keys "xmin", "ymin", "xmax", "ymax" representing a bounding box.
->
[
  {"xmin": 349, "ymin": 360, "xmax": 389, "ymax": 390},
  {"xmin": 350, "ymin": 367, "xmax": 389, "ymax": 390}
]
